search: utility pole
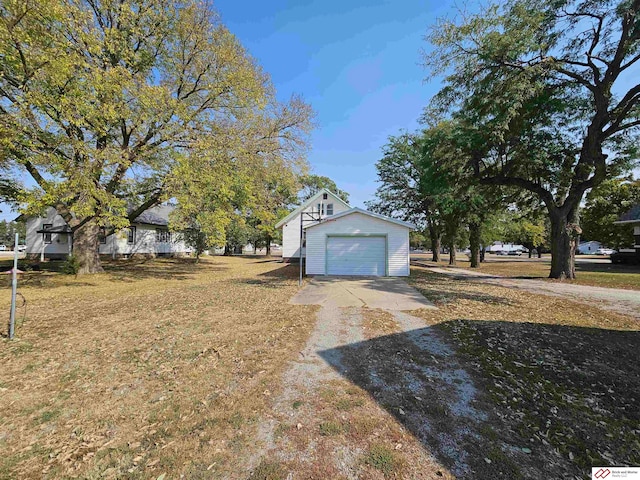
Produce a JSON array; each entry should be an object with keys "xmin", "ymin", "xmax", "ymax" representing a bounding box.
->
[{"xmin": 8, "ymin": 233, "xmax": 18, "ymax": 339}]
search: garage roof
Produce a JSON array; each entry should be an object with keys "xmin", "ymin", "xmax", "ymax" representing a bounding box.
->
[{"xmin": 303, "ymin": 207, "xmax": 415, "ymax": 230}]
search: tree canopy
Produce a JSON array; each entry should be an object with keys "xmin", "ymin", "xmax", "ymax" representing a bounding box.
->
[
  {"xmin": 0, "ymin": 0, "xmax": 313, "ymax": 272},
  {"xmin": 424, "ymin": 0, "xmax": 640, "ymax": 278}
]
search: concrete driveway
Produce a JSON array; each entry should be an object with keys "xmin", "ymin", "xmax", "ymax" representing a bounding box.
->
[{"xmin": 290, "ymin": 276, "xmax": 435, "ymax": 311}]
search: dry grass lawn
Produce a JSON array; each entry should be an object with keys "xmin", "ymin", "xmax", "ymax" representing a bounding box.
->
[
  {"xmin": 0, "ymin": 256, "xmax": 317, "ymax": 479},
  {"xmin": 413, "ymin": 254, "xmax": 640, "ymax": 290},
  {"xmin": 408, "ymin": 267, "xmax": 640, "ymax": 479},
  {"xmin": 2, "ymin": 257, "xmax": 638, "ymax": 480}
]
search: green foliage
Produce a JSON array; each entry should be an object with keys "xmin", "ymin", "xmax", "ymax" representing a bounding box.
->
[
  {"xmin": 0, "ymin": 0, "xmax": 312, "ymax": 272},
  {"xmin": 61, "ymin": 255, "xmax": 81, "ymax": 275},
  {"xmin": 363, "ymin": 444, "xmax": 403, "ymax": 477},
  {"xmin": 409, "ymin": 231, "xmax": 427, "ymax": 249},
  {"xmin": 424, "ymin": 0, "xmax": 640, "ymax": 278},
  {"xmin": 0, "ymin": 220, "xmax": 26, "ymax": 246},
  {"xmin": 182, "ymin": 229, "xmax": 209, "ymax": 259},
  {"xmin": 581, "ymin": 178, "xmax": 640, "ymax": 249}
]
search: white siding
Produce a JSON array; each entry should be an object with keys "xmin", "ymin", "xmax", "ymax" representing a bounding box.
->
[
  {"xmin": 25, "ymin": 208, "xmax": 190, "ymax": 258},
  {"xmin": 98, "ymin": 225, "xmax": 188, "ymax": 256},
  {"xmin": 26, "ymin": 208, "xmax": 71, "ymax": 257},
  {"xmin": 281, "ymin": 192, "xmax": 350, "ymax": 259},
  {"xmin": 577, "ymin": 241, "xmax": 602, "ymax": 254},
  {"xmin": 305, "ymin": 212, "xmax": 411, "ymax": 276}
]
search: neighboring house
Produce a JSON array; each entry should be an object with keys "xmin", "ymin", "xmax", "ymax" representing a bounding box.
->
[
  {"xmin": 577, "ymin": 240, "xmax": 602, "ymax": 254},
  {"xmin": 275, "ymin": 188, "xmax": 351, "ymax": 261},
  {"xmin": 22, "ymin": 205, "xmax": 190, "ymax": 260},
  {"xmin": 486, "ymin": 242, "xmax": 527, "ymax": 254},
  {"xmin": 613, "ymin": 204, "xmax": 640, "ymax": 258},
  {"xmin": 304, "ymin": 208, "xmax": 414, "ymax": 277}
]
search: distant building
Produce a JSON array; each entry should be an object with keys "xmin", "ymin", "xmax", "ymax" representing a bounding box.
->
[
  {"xmin": 577, "ymin": 240, "xmax": 602, "ymax": 254},
  {"xmin": 486, "ymin": 242, "xmax": 527, "ymax": 254},
  {"xmin": 21, "ymin": 205, "xmax": 190, "ymax": 260},
  {"xmin": 613, "ymin": 204, "xmax": 640, "ymax": 261}
]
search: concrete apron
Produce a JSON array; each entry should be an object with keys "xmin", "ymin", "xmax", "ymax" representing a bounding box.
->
[{"xmin": 290, "ymin": 276, "xmax": 436, "ymax": 311}]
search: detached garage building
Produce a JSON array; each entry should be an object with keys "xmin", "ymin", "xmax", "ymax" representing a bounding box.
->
[{"xmin": 303, "ymin": 208, "xmax": 414, "ymax": 277}]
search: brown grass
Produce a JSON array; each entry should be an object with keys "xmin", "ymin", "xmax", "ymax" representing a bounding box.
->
[
  {"xmin": 0, "ymin": 256, "xmax": 317, "ymax": 479},
  {"xmin": 362, "ymin": 307, "xmax": 400, "ymax": 338},
  {"xmin": 408, "ymin": 267, "xmax": 640, "ymax": 478},
  {"xmin": 412, "ymin": 253, "xmax": 640, "ymax": 290}
]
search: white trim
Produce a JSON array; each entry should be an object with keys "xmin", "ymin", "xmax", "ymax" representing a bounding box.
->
[
  {"xmin": 274, "ymin": 189, "xmax": 350, "ymax": 228},
  {"xmin": 613, "ymin": 219, "xmax": 640, "ymax": 225},
  {"xmin": 304, "ymin": 207, "xmax": 415, "ymax": 230}
]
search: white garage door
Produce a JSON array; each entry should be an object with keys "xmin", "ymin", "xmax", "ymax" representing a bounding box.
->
[{"xmin": 326, "ymin": 236, "xmax": 386, "ymax": 276}]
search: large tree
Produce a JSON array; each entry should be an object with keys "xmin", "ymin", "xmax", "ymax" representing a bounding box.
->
[
  {"xmin": 426, "ymin": 0, "xmax": 640, "ymax": 279},
  {"xmin": 367, "ymin": 133, "xmax": 445, "ymax": 262},
  {"xmin": 0, "ymin": 0, "xmax": 311, "ymax": 273}
]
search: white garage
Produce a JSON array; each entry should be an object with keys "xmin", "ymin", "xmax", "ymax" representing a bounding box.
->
[{"xmin": 304, "ymin": 208, "xmax": 414, "ymax": 277}]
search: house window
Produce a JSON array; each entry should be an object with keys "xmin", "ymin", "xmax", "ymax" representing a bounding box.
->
[
  {"xmin": 322, "ymin": 193, "xmax": 328, "ymax": 200},
  {"xmin": 127, "ymin": 227, "xmax": 136, "ymax": 244},
  {"xmin": 99, "ymin": 227, "xmax": 107, "ymax": 244},
  {"xmin": 316, "ymin": 203, "xmax": 325, "ymax": 215},
  {"xmin": 326, "ymin": 204, "xmax": 334, "ymax": 215},
  {"xmin": 156, "ymin": 228, "xmax": 171, "ymax": 243},
  {"xmin": 43, "ymin": 224, "xmax": 53, "ymax": 244}
]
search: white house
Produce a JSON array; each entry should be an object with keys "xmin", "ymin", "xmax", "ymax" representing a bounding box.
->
[
  {"xmin": 275, "ymin": 188, "xmax": 351, "ymax": 261},
  {"xmin": 486, "ymin": 242, "xmax": 527, "ymax": 254},
  {"xmin": 23, "ymin": 205, "xmax": 190, "ymax": 260},
  {"xmin": 577, "ymin": 240, "xmax": 602, "ymax": 254}
]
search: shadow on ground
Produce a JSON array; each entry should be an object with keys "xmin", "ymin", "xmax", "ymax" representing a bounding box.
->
[
  {"xmin": 1, "ymin": 257, "xmax": 230, "ymax": 288},
  {"xmin": 319, "ymin": 320, "xmax": 640, "ymax": 479}
]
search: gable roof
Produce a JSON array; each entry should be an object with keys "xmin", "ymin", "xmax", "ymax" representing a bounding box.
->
[
  {"xmin": 275, "ymin": 188, "xmax": 350, "ymax": 228},
  {"xmin": 303, "ymin": 207, "xmax": 415, "ymax": 230},
  {"xmin": 17, "ymin": 204, "xmax": 175, "ymax": 227},
  {"xmin": 614, "ymin": 204, "xmax": 640, "ymax": 224},
  {"xmin": 132, "ymin": 204, "xmax": 174, "ymax": 226}
]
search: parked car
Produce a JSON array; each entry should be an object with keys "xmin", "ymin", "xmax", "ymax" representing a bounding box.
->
[
  {"xmin": 0, "ymin": 244, "xmax": 6, "ymax": 251},
  {"xmin": 17, "ymin": 245, "xmax": 27, "ymax": 252},
  {"xmin": 596, "ymin": 247, "xmax": 617, "ymax": 255},
  {"xmin": 611, "ymin": 251, "xmax": 639, "ymax": 265}
]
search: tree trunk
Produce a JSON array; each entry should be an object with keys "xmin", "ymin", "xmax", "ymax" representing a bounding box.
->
[
  {"xmin": 537, "ymin": 247, "xmax": 542, "ymax": 259},
  {"xmin": 469, "ymin": 221, "xmax": 481, "ymax": 268},
  {"xmin": 480, "ymin": 245, "xmax": 486, "ymax": 263},
  {"xmin": 428, "ymin": 225, "xmax": 441, "ymax": 262},
  {"xmin": 444, "ymin": 220, "xmax": 458, "ymax": 266},
  {"xmin": 549, "ymin": 208, "xmax": 581, "ymax": 279},
  {"xmin": 73, "ymin": 222, "xmax": 104, "ymax": 274},
  {"xmin": 265, "ymin": 235, "xmax": 272, "ymax": 257},
  {"xmin": 528, "ymin": 249, "xmax": 533, "ymax": 258},
  {"xmin": 448, "ymin": 244, "xmax": 457, "ymax": 266},
  {"xmin": 224, "ymin": 244, "xmax": 232, "ymax": 256}
]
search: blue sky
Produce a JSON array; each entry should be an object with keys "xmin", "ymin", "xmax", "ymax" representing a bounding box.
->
[{"xmin": 214, "ymin": 0, "xmax": 450, "ymax": 208}]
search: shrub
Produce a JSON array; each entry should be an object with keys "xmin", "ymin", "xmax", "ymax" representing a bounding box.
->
[{"xmin": 61, "ymin": 255, "xmax": 81, "ymax": 275}]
